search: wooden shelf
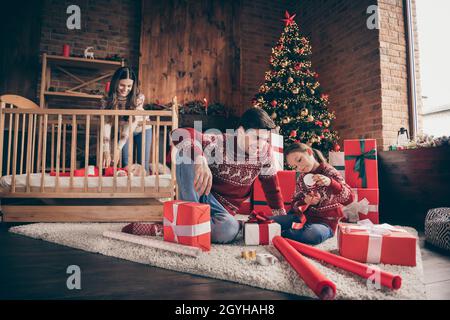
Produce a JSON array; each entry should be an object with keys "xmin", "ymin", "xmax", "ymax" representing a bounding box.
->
[
  {"xmin": 44, "ymin": 91, "xmax": 103, "ymax": 100},
  {"xmin": 46, "ymin": 55, "xmax": 123, "ymax": 71}
]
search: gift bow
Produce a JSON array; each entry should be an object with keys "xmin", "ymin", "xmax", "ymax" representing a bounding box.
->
[
  {"xmin": 343, "ymin": 219, "xmax": 406, "ymax": 263},
  {"xmin": 343, "ymin": 197, "xmax": 378, "ymax": 222},
  {"xmin": 344, "ymin": 140, "xmax": 376, "ymax": 188},
  {"xmin": 163, "ymin": 202, "xmax": 211, "ymax": 243},
  {"xmin": 247, "ymin": 211, "xmax": 274, "ymax": 224}
]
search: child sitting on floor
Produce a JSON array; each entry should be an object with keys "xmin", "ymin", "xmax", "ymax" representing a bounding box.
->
[{"xmin": 269, "ymin": 142, "xmax": 354, "ymax": 245}]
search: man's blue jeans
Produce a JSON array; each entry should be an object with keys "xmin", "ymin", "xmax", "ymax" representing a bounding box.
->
[
  {"xmin": 176, "ymin": 160, "xmax": 240, "ymax": 244},
  {"xmin": 122, "ymin": 129, "xmax": 152, "ymax": 172}
]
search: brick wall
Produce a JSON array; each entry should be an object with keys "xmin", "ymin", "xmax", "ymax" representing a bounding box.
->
[
  {"xmin": 296, "ymin": 0, "xmax": 384, "ymax": 148},
  {"xmin": 239, "ymin": 0, "xmax": 298, "ymax": 116},
  {"xmin": 378, "ymin": 0, "xmax": 423, "ymax": 148},
  {"xmin": 37, "ymin": 0, "xmax": 141, "ymax": 108}
]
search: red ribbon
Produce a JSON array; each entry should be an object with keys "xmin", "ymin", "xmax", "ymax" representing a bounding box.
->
[
  {"xmin": 247, "ymin": 211, "xmax": 274, "ymax": 224},
  {"xmin": 260, "ymin": 224, "xmax": 270, "ymax": 245}
]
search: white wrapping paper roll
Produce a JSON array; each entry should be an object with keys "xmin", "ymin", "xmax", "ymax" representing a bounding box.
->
[{"xmin": 103, "ymin": 231, "xmax": 203, "ymax": 257}]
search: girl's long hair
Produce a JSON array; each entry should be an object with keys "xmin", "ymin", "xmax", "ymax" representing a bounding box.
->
[
  {"xmin": 284, "ymin": 141, "xmax": 327, "ymax": 164},
  {"xmin": 103, "ymin": 67, "xmax": 140, "ymax": 110}
]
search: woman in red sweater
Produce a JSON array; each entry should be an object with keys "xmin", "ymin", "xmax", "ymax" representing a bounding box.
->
[{"xmin": 270, "ymin": 142, "xmax": 354, "ymax": 245}]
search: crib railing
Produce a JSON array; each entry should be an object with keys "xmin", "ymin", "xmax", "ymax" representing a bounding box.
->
[{"xmin": 0, "ymin": 102, "xmax": 178, "ymax": 198}]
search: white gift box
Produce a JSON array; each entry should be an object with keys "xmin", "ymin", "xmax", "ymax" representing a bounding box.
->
[
  {"xmin": 328, "ymin": 151, "xmax": 345, "ymax": 179},
  {"xmin": 244, "ymin": 222, "xmax": 281, "ymax": 245}
]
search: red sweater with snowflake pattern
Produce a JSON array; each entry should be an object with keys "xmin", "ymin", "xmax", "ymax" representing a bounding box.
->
[
  {"xmin": 171, "ymin": 128, "xmax": 286, "ymax": 216},
  {"xmin": 291, "ymin": 162, "xmax": 354, "ymax": 232}
]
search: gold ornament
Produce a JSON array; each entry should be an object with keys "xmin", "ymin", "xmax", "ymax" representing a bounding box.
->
[
  {"xmin": 300, "ymin": 108, "xmax": 308, "ymax": 116},
  {"xmin": 281, "ymin": 61, "xmax": 288, "ymax": 68},
  {"xmin": 323, "ymin": 119, "xmax": 330, "ymax": 127},
  {"xmin": 283, "ymin": 104, "xmax": 288, "ymax": 109},
  {"xmin": 287, "ymin": 77, "xmax": 294, "ymax": 84},
  {"xmin": 292, "ymin": 88, "xmax": 299, "ymax": 94},
  {"xmin": 310, "ymin": 89, "xmax": 315, "ymax": 94},
  {"xmin": 282, "ymin": 116, "xmax": 291, "ymax": 124}
]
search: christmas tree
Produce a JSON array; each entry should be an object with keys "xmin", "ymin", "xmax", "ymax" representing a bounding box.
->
[{"xmin": 253, "ymin": 11, "xmax": 339, "ymax": 158}]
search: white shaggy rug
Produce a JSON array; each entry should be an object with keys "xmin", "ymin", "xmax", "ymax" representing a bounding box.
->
[{"xmin": 9, "ymin": 223, "xmax": 426, "ymax": 300}]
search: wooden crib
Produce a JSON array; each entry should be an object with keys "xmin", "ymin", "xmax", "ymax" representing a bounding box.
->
[{"xmin": 0, "ymin": 98, "xmax": 179, "ymax": 222}]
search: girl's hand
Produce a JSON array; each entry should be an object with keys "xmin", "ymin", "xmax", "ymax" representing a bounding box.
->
[
  {"xmin": 313, "ymin": 174, "xmax": 331, "ymax": 187},
  {"xmin": 304, "ymin": 192, "xmax": 321, "ymax": 205},
  {"xmin": 103, "ymin": 152, "xmax": 112, "ymax": 168}
]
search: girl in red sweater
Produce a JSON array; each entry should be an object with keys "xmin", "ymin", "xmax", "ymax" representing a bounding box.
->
[{"xmin": 270, "ymin": 142, "xmax": 354, "ymax": 245}]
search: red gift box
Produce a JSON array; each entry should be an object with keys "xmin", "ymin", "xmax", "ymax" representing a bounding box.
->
[
  {"xmin": 253, "ymin": 170, "xmax": 298, "ymax": 215},
  {"xmin": 337, "ymin": 221, "xmax": 417, "ymax": 266},
  {"xmin": 344, "ymin": 139, "xmax": 378, "ymax": 189},
  {"xmin": 343, "ymin": 188, "xmax": 379, "ymax": 224},
  {"xmin": 163, "ymin": 200, "xmax": 211, "ymax": 251}
]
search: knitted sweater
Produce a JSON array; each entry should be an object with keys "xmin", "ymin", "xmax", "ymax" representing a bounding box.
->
[
  {"xmin": 171, "ymin": 128, "xmax": 286, "ymax": 216},
  {"xmin": 291, "ymin": 162, "xmax": 354, "ymax": 232}
]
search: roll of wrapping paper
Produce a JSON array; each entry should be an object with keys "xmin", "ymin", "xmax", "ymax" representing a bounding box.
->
[
  {"xmin": 285, "ymin": 238, "xmax": 402, "ymax": 290},
  {"xmin": 272, "ymin": 236, "xmax": 336, "ymax": 300},
  {"xmin": 103, "ymin": 231, "xmax": 203, "ymax": 257}
]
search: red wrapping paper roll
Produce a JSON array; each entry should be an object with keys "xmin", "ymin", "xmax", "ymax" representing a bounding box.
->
[
  {"xmin": 285, "ymin": 238, "xmax": 402, "ymax": 290},
  {"xmin": 273, "ymin": 236, "xmax": 336, "ymax": 300}
]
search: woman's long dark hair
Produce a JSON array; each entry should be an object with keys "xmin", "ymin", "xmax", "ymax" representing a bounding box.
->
[{"xmin": 103, "ymin": 67, "xmax": 140, "ymax": 110}]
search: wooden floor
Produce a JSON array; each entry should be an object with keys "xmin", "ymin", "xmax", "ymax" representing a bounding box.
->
[{"xmin": 0, "ymin": 222, "xmax": 449, "ymax": 300}]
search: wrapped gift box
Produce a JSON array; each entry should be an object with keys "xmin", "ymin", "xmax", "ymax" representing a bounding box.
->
[
  {"xmin": 344, "ymin": 139, "xmax": 378, "ymax": 189},
  {"xmin": 328, "ymin": 151, "xmax": 345, "ymax": 180},
  {"xmin": 343, "ymin": 188, "xmax": 379, "ymax": 224},
  {"xmin": 163, "ymin": 200, "xmax": 211, "ymax": 251},
  {"xmin": 337, "ymin": 221, "xmax": 417, "ymax": 266},
  {"xmin": 244, "ymin": 220, "xmax": 281, "ymax": 245},
  {"xmin": 270, "ymin": 132, "xmax": 284, "ymax": 171},
  {"xmin": 253, "ymin": 170, "xmax": 298, "ymax": 215}
]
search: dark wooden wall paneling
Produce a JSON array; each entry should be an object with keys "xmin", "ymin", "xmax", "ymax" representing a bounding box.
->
[
  {"xmin": 378, "ymin": 146, "xmax": 450, "ymax": 230},
  {"xmin": 0, "ymin": 0, "xmax": 43, "ymax": 100},
  {"xmin": 139, "ymin": 0, "xmax": 241, "ymax": 110}
]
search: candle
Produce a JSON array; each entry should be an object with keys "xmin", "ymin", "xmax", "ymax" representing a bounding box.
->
[
  {"xmin": 203, "ymin": 98, "xmax": 208, "ymax": 115},
  {"xmin": 63, "ymin": 44, "xmax": 70, "ymax": 57},
  {"xmin": 105, "ymin": 81, "xmax": 111, "ymax": 94}
]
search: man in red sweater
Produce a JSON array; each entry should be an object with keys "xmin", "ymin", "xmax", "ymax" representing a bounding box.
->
[{"xmin": 171, "ymin": 108, "xmax": 286, "ymax": 243}]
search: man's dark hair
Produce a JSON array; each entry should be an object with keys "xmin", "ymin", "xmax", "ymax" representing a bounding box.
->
[{"xmin": 238, "ymin": 107, "xmax": 276, "ymax": 130}]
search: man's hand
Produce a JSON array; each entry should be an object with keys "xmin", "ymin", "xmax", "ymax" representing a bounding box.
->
[
  {"xmin": 304, "ymin": 192, "xmax": 321, "ymax": 205},
  {"xmin": 103, "ymin": 152, "xmax": 112, "ymax": 168},
  {"xmin": 113, "ymin": 148, "xmax": 121, "ymax": 167},
  {"xmin": 194, "ymin": 155, "xmax": 212, "ymax": 196}
]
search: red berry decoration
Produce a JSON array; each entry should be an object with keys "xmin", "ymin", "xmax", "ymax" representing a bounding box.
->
[
  {"xmin": 290, "ymin": 130, "xmax": 297, "ymax": 137},
  {"xmin": 333, "ymin": 144, "xmax": 341, "ymax": 152},
  {"xmin": 271, "ymin": 100, "xmax": 278, "ymax": 107}
]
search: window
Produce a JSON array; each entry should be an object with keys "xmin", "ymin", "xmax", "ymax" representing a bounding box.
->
[{"xmin": 416, "ymin": 0, "xmax": 450, "ymax": 137}]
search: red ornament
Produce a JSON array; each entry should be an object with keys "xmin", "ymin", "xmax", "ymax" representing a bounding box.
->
[
  {"xmin": 290, "ymin": 130, "xmax": 297, "ymax": 137},
  {"xmin": 333, "ymin": 144, "xmax": 341, "ymax": 152},
  {"xmin": 323, "ymin": 129, "xmax": 330, "ymax": 133},
  {"xmin": 315, "ymin": 120, "xmax": 323, "ymax": 127},
  {"xmin": 314, "ymin": 73, "xmax": 319, "ymax": 79},
  {"xmin": 282, "ymin": 11, "xmax": 297, "ymax": 26},
  {"xmin": 294, "ymin": 63, "xmax": 302, "ymax": 71},
  {"xmin": 321, "ymin": 94, "xmax": 329, "ymax": 100},
  {"xmin": 271, "ymin": 100, "xmax": 278, "ymax": 107},
  {"xmin": 320, "ymin": 135, "xmax": 325, "ymax": 139},
  {"xmin": 294, "ymin": 140, "xmax": 301, "ymax": 144}
]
